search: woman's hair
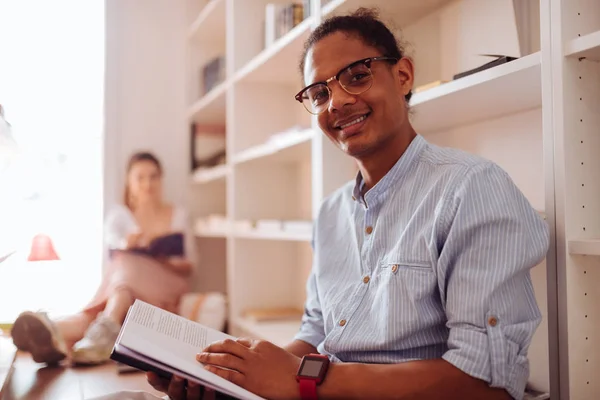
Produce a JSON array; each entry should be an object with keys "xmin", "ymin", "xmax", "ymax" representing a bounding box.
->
[
  {"xmin": 299, "ymin": 7, "xmax": 412, "ymax": 102},
  {"xmin": 123, "ymin": 151, "xmax": 162, "ymax": 210}
]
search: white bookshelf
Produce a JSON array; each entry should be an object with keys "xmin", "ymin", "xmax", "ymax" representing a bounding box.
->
[{"xmin": 182, "ymin": 0, "xmax": 600, "ymax": 398}]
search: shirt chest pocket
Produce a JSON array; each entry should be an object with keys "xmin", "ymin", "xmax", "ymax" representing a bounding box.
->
[
  {"xmin": 376, "ymin": 259, "xmax": 439, "ymax": 324},
  {"xmin": 378, "ymin": 259, "xmax": 435, "ymax": 296}
]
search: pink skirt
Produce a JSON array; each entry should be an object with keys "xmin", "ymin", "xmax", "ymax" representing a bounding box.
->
[{"xmin": 82, "ymin": 252, "xmax": 191, "ymax": 316}]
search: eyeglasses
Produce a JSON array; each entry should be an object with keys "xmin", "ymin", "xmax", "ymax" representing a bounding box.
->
[{"xmin": 295, "ymin": 56, "xmax": 398, "ymax": 115}]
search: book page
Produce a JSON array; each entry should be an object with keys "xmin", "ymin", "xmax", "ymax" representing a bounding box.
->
[
  {"xmin": 117, "ymin": 301, "xmax": 265, "ymax": 400},
  {"xmin": 120, "ymin": 300, "xmax": 231, "ymax": 361}
]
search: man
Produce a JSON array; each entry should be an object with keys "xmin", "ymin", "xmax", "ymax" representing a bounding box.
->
[{"xmin": 143, "ymin": 7, "xmax": 548, "ymax": 400}]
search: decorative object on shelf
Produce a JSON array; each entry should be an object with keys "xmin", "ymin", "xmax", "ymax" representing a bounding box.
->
[
  {"xmin": 190, "ymin": 123, "xmax": 226, "ymax": 172},
  {"xmin": 264, "ymin": 2, "xmax": 306, "ymax": 49},
  {"xmin": 452, "ymin": 54, "xmax": 517, "ymax": 80},
  {"xmin": 200, "ymin": 55, "xmax": 226, "ymax": 97},
  {"xmin": 196, "ymin": 214, "xmax": 229, "ymax": 235}
]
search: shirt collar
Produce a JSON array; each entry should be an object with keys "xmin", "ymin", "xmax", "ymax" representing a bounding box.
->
[{"xmin": 352, "ymin": 135, "xmax": 426, "ymax": 208}]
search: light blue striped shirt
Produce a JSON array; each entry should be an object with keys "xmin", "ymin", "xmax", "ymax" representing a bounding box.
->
[{"xmin": 294, "ymin": 135, "xmax": 549, "ymax": 400}]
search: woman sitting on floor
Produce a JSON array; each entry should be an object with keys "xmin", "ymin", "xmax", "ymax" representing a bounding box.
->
[{"xmin": 11, "ymin": 151, "xmax": 198, "ymax": 365}]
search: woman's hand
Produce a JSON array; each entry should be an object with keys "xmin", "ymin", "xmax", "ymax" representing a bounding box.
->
[
  {"xmin": 146, "ymin": 372, "xmax": 214, "ymax": 400},
  {"xmin": 125, "ymin": 232, "xmax": 145, "ymax": 249},
  {"xmin": 197, "ymin": 338, "xmax": 301, "ymax": 400}
]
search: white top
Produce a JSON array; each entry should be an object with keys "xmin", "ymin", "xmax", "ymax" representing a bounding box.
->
[{"xmin": 103, "ymin": 204, "xmax": 198, "ymax": 268}]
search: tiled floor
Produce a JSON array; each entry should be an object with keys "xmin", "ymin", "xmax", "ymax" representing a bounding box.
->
[{"xmin": 2, "ymin": 351, "xmax": 164, "ymax": 400}]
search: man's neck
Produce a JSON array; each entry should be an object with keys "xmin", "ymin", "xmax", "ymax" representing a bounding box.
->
[{"xmin": 357, "ymin": 128, "xmax": 417, "ymax": 192}]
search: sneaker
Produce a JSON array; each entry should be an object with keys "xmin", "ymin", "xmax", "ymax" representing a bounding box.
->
[
  {"xmin": 11, "ymin": 311, "xmax": 67, "ymax": 365},
  {"xmin": 71, "ymin": 313, "xmax": 121, "ymax": 365}
]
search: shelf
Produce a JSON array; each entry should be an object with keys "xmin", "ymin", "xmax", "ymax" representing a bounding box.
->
[
  {"xmin": 188, "ymin": 0, "xmax": 226, "ymax": 48},
  {"xmin": 234, "ymin": 129, "xmax": 315, "ymax": 165},
  {"xmin": 233, "ymin": 17, "xmax": 313, "ymax": 85},
  {"xmin": 191, "ymin": 164, "xmax": 229, "ymax": 184},
  {"xmin": 568, "ymin": 239, "xmax": 600, "ymax": 256},
  {"xmin": 195, "ymin": 228, "xmax": 228, "ymax": 239},
  {"xmin": 235, "ymin": 229, "xmax": 312, "ymax": 242},
  {"xmin": 322, "ymin": 0, "xmax": 453, "ymax": 26},
  {"xmin": 565, "ymin": 30, "xmax": 600, "ymax": 62},
  {"xmin": 188, "ymin": 81, "xmax": 228, "ymax": 124},
  {"xmin": 233, "ymin": 317, "xmax": 301, "ymax": 347},
  {"xmin": 410, "ymin": 52, "xmax": 541, "ymax": 134}
]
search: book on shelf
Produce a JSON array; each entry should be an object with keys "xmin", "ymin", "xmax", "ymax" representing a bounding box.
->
[
  {"xmin": 110, "ymin": 300, "xmax": 265, "ymax": 400},
  {"xmin": 264, "ymin": 2, "xmax": 306, "ymax": 48},
  {"xmin": 201, "ymin": 56, "xmax": 226, "ymax": 97}
]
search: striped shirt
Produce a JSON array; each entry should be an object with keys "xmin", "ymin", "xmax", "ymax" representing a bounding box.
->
[{"xmin": 294, "ymin": 134, "xmax": 549, "ymax": 400}]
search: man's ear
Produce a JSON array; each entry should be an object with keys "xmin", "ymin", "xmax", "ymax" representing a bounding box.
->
[{"xmin": 395, "ymin": 57, "xmax": 414, "ymax": 97}]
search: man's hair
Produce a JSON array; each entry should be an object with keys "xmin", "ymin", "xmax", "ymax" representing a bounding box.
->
[{"xmin": 299, "ymin": 7, "xmax": 412, "ymax": 102}]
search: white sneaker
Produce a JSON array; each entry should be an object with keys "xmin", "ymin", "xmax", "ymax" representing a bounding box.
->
[
  {"xmin": 11, "ymin": 311, "xmax": 68, "ymax": 365},
  {"xmin": 71, "ymin": 313, "xmax": 121, "ymax": 365}
]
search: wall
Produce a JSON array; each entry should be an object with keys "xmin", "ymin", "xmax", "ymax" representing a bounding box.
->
[{"xmin": 104, "ymin": 0, "xmax": 188, "ymax": 213}]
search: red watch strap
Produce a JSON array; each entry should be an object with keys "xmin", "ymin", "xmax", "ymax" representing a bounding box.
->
[{"xmin": 299, "ymin": 378, "xmax": 318, "ymax": 400}]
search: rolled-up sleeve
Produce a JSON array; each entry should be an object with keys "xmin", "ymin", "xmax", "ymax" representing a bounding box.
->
[
  {"xmin": 294, "ymin": 234, "xmax": 326, "ymax": 349},
  {"xmin": 437, "ymin": 162, "xmax": 549, "ymax": 400},
  {"xmin": 294, "ymin": 270, "xmax": 326, "ymax": 348}
]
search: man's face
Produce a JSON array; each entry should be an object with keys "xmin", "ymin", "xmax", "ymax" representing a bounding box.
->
[{"xmin": 303, "ymin": 32, "xmax": 413, "ymax": 158}]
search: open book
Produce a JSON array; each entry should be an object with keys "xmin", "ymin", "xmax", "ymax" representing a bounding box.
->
[
  {"xmin": 110, "ymin": 232, "xmax": 185, "ymax": 259},
  {"xmin": 110, "ymin": 300, "xmax": 265, "ymax": 400}
]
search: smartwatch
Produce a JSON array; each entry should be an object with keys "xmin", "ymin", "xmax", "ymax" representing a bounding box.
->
[{"xmin": 296, "ymin": 353, "xmax": 330, "ymax": 400}]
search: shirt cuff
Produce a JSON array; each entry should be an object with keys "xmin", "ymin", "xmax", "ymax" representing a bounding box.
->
[{"xmin": 442, "ymin": 326, "xmax": 529, "ymax": 400}]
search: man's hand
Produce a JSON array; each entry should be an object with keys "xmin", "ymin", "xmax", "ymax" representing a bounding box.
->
[
  {"xmin": 197, "ymin": 338, "xmax": 301, "ymax": 400},
  {"xmin": 146, "ymin": 372, "xmax": 213, "ymax": 400}
]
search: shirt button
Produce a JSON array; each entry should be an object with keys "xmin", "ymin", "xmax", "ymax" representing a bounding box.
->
[
  {"xmin": 365, "ymin": 226, "xmax": 373, "ymax": 234},
  {"xmin": 391, "ymin": 265, "xmax": 399, "ymax": 273},
  {"xmin": 488, "ymin": 316, "xmax": 498, "ymax": 327},
  {"xmin": 363, "ymin": 276, "xmax": 370, "ymax": 284},
  {"xmin": 339, "ymin": 319, "xmax": 347, "ymax": 327}
]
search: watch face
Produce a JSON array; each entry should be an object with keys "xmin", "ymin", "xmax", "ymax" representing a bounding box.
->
[{"xmin": 300, "ymin": 359, "xmax": 323, "ymax": 378}]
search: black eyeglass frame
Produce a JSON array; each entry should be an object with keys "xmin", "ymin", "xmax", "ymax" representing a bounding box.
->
[{"xmin": 294, "ymin": 56, "xmax": 399, "ymax": 112}]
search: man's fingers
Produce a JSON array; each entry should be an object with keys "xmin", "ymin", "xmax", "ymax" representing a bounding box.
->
[
  {"xmin": 167, "ymin": 375, "xmax": 187, "ymax": 400},
  {"xmin": 186, "ymin": 381, "xmax": 203, "ymax": 400},
  {"xmin": 146, "ymin": 372, "xmax": 169, "ymax": 393},
  {"xmin": 204, "ymin": 365, "xmax": 245, "ymax": 387},
  {"xmin": 196, "ymin": 352, "xmax": 246, "ymax": 373},
  {"xmin": 201, "ymin": 338, "xmax": 250, "ymax": 359},
  {"xmin": 235, "ymin": 338, "xmax": 253, "ymax": 348}
]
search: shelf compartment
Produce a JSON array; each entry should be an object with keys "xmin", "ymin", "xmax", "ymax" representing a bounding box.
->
[
  {"xmin": 234, "ymin": 129, "xmax": 314, "ymax": 165},
  {"xmin": 233, "ymin": 317, "xmax": 301, "ymax": 347},
  {"xmin": 410, "ymin": 52, "xmax": 541, "ymax": 134},
  {"xmin": 233, "ymin": 17, "xmax": 312, "ymax": 85},
  {"xmin": 565, "ymin": 30, "xmax": 600, "ymax": 62},
  {"xmin": 188, "ymin": 0, "xmax": 226, "ymax": 48},
  {"xmin": 322, "ymin": 0, "xmax": 452, "ymax": 26},
  {"xmin": 568, "ymin": 239, "xmax": 600, "ymax": 256},
  {"xmin": 188, "ymin": 81, "xmax": 228, "ymax": 124},
  {"xmin": 191, "ymin": 164, "xmax": 229, "ymax": 184}
]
